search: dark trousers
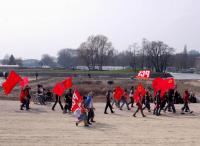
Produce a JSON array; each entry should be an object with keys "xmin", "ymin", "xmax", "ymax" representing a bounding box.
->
[
  {"xmin": 181, "ymin": 102, "xmax": 190, "ymax": 112},
  {"xmin": 52, "ymin": 96, "xmax": 63, "ymax": 110},
  {"xmin": 105, "ymin": 101, "xmax": 114, "ymax": 113},
  {"xmin": 134, "ymin": 103, "xmax": 145, "ymax": 116},
  {"xmin": 129, "ymin": 97, "xmax": 134, "ymax": 107},
  {"xmin": 21, "ymin": 99, "xmax": 29, "ymax": 110},
  {"xmin": 120, "ymin": 98, "xmax": 130, "ymax": 110},
  {"xmin": 64, "ymin": 103, "xmax": 72, "ymax": 112},
  {"xmin": 142, "ymin": 102, "xmax": 151, "ymax": 112},
  {"xmin": 153, "ymin": 103, "xmax": 160, "ymax": 116},
  {"xmin": 164, "ymin": 101, "xmax": 176, "ymax": 113},
  {"xmin": 88, "ymin": 108, "xmax": 94, "ymax": 122}
]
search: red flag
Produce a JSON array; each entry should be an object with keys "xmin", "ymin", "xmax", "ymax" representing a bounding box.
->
[
  {"xmin": 71, "ymin": 101, "xmax": 80, "ymax": 112},
  {"xmin": 114, "ymin": 86, "xmax": 124, "ymax": 101},
  {"xmin": 19, "ymin": 89, "xmax": 28, "ymax": 103},
  {"xmin": 2, "ymin": 70, "xmax": 22, "ymax": 95},
  {"xmin": 136, "ymin": 70, "xmax": 151, "ymax": 79},
  {"xmin": 52, "ymin": 82, "xmax": 65, "ymax": 96},
  {"xmin": 152, "ymin": 77, "xmax": 175, "ymax": 98},
  {"xmin": 72, "ymin": 89, "xmax": 82, "ymax": 103},
  {"xmin": 62, "ymin": 77, "xmax": 72, "ymax": 89},
  {"xmin": 20, "ymin": 77, "xmax": 29, "ymax": 88},
  {"xmin": 152, "ymin": 77, "xmax": 163, "ymax": 96},
  {"xmin": 134, "ymin": 84, "xmax": 146, "ymax": 103},
  {"xmin": 165, "ymin": 78, "xmax": 175, "ymax": 90}
]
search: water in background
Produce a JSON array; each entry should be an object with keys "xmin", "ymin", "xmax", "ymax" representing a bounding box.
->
[{"xmin": 170, "ymin": 73, "xmax": 200, "ymax": 80}]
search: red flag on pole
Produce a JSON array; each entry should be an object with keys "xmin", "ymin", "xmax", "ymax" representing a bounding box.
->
[
  {"xmin": 152, "ymin": 77, "xmax": 163, "ymax": 96},
  {"xmin": 52, "ymin": 82, "xmax": 65, "ymax": 96},
  {"xmin": 165, "ymin": 78, "xmax": 175, "ymax": 90},
  {"xmin": 72, "ymin": 89, "xmax": 82, "ymax": 103},
  {"xmin": 152, "ymin": 77, "xmax": 175, "ymax": 98},
  {"xmin": 2, "ymin": 70, "xmax": 22, "ymax": 95},
  {"xmin": 62, "ymin": 77, "xmax": 72, "ymax": 89},
  {"xmin": 134, "ymin": 84, "xmax": 146, "ymax": 103},
  {"xmin": 114, "ymin": 86, "xmax": 124, "ymax": 101},
  {"xmin": 71, "ymin": 102, "xmax": 80, "ymax": 112},
  {"xmin": 20, "ymin": 77, "xmax": 29, "ymax": 88}
]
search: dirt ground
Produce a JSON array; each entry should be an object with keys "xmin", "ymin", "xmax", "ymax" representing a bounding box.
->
[{"xmin": 0, "ymin": 100, "xmax": 200, "ymax": 146}]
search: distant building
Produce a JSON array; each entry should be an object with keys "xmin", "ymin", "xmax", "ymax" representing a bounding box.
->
[
  {"xmin": 22, "ymin": 59, "xmax": 41, "ymax": 68},
  {"xmin": 195, "ymin": 57, "xmax": 200, "ymax": 70},
  {"xmin": 0, "ymin": 64, "xmax": 19, "ymax": 68},
  {"xmin": 75, "ymin": 66, "xmax": 128, "ymax": 71}
]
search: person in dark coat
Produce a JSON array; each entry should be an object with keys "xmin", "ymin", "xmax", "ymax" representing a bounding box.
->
[
  {"xmin": 164, "ymin": 89, "xmax": 176, "ymax": 113},
  {"xmin": 153, "ymin": 90, "xmax": 161, "ymax": 116},
  {"xmin": 104, "ymin": 90, "xmax": 114, "ymax": 114},
  {"xmin": 142, "ymin": 91, "xmax": 151, "ymax": 112},
  {"xmin": 63, "ymin": 89, "xmax": 73, "ymax": 113}
]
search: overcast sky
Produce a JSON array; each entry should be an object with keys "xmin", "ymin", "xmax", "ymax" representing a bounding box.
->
[{"xmin": 0, "ymin": 0, "xmax": 200, "ymax": 59}]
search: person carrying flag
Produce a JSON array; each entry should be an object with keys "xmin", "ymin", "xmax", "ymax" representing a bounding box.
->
[
  {"xmin": 63, "ymin": 89, "xmax": 73, "ymax": 114},
  {"xmin": 133, "ymin": 93, "xmax": 145, "ymax": 117},
  {"xmin": 76, "ymin": 98, "xmax": 89, "ymax": 127},
  {"xmin": 120, "ymin": 89, "xmax": 130, "ymax": 110},
  {"xmin": 19, "ymin": 85, "xmax": 31, "ymax": 110}
]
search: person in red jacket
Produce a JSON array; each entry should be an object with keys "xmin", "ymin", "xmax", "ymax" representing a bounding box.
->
[
  {"xmin": 20, "ymin": 87, "xmax": 28, "ymax": 110},
  {"xmin": 133, "ymin": 93, "xmax": 145, "ymax": 117},
  {"xmin": 181, "ymin": 90, "xmax": 193, "ymax": 114}
]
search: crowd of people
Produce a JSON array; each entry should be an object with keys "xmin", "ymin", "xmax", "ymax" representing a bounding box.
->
[
  {"xmin": 104, "ymin": 86, "xmax": 196, "ymax": 117},
  {"xmin": 19, "ymin": 83, "xmax": 197, "ymax": 127}
]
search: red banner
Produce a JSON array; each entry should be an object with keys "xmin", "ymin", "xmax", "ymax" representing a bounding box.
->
[
  {"xmin": 136, "ymin": 70, "xmax": 151, "ymax": 79},
  {"xmin": 134, "ymin": 84, "xmax": 146, "ymax": 103},
  {"xmin": 52, "ymin": 82, "xmax": 65, "ymax": 97},
  {"xmin": 62, "ymin": 77, "xmax": 72, "ymax": 89},
  {"xmin": 2, "ymin": 70, "xmax": 22, "ymax": 95},
  {"xmin": 114, "ymin": 86, "xmax": 124, "ymax": 101}
]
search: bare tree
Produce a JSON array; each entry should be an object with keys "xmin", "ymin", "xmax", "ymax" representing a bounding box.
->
[
  {"xmin": 143, "ymin": 39, "xmax": 174, "ymax": 72},
  {"xmin": 41, "ymin": 54, "xmax": 56, "ymax": 67},
  {"xmin": 78, "ymin": 35, "xmax": 114, "ymax": 70},
  {"xmin": 57, "ymin": 48, "xmax": 78, "ymax": 68},
  {"xmin": 1, "ymin": 55, "xmax": 10, "ymax": 65},
  {"xmin": 126, "ymin": 43, "xmax": 139, "ymax": 70}
]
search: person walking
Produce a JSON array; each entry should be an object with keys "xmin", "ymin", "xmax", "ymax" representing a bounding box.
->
[
  {"xmin": 120, "ymin": 89, "xmax": 130, "ymax": 110},
  {"xmin": 164, "ymin": 89, "xmax": 176, "ymax": 113},
  {"xmin": 133, "ymin": 93, "xmax": 145, "ymax": 117},
  {"xmin": 63, "ymin": 89, "xmax": 73, "ymax": 113},
  {"xmin": 104, "ymin": 90, "xmax": 114, "ymax": 114},
  {"xmin": 129, "ymin": 86, "xmax": 134, "ymax": 107},
  {"xmin": 142, "ymin": 91, "xmax": 151, "ymax": 112},
  {"xmin": 181, "ymin": 90, "xmax": 193, "ymax": 114},
  {"xmin": 52, "ymin": 94, "xmax": 64, "ymax": 111},
  {"xmin": 153, "ymin": 90, "xmax": 161, "ymax": 116}
]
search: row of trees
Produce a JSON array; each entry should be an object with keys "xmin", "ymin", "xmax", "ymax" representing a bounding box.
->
[
  {"xmin": 1, "ymin": 55, "xmax": 22, "ymax": 66},
  {"xmin": 1, "ymin": 34, "xmax": 199, "ymax": 72}
]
